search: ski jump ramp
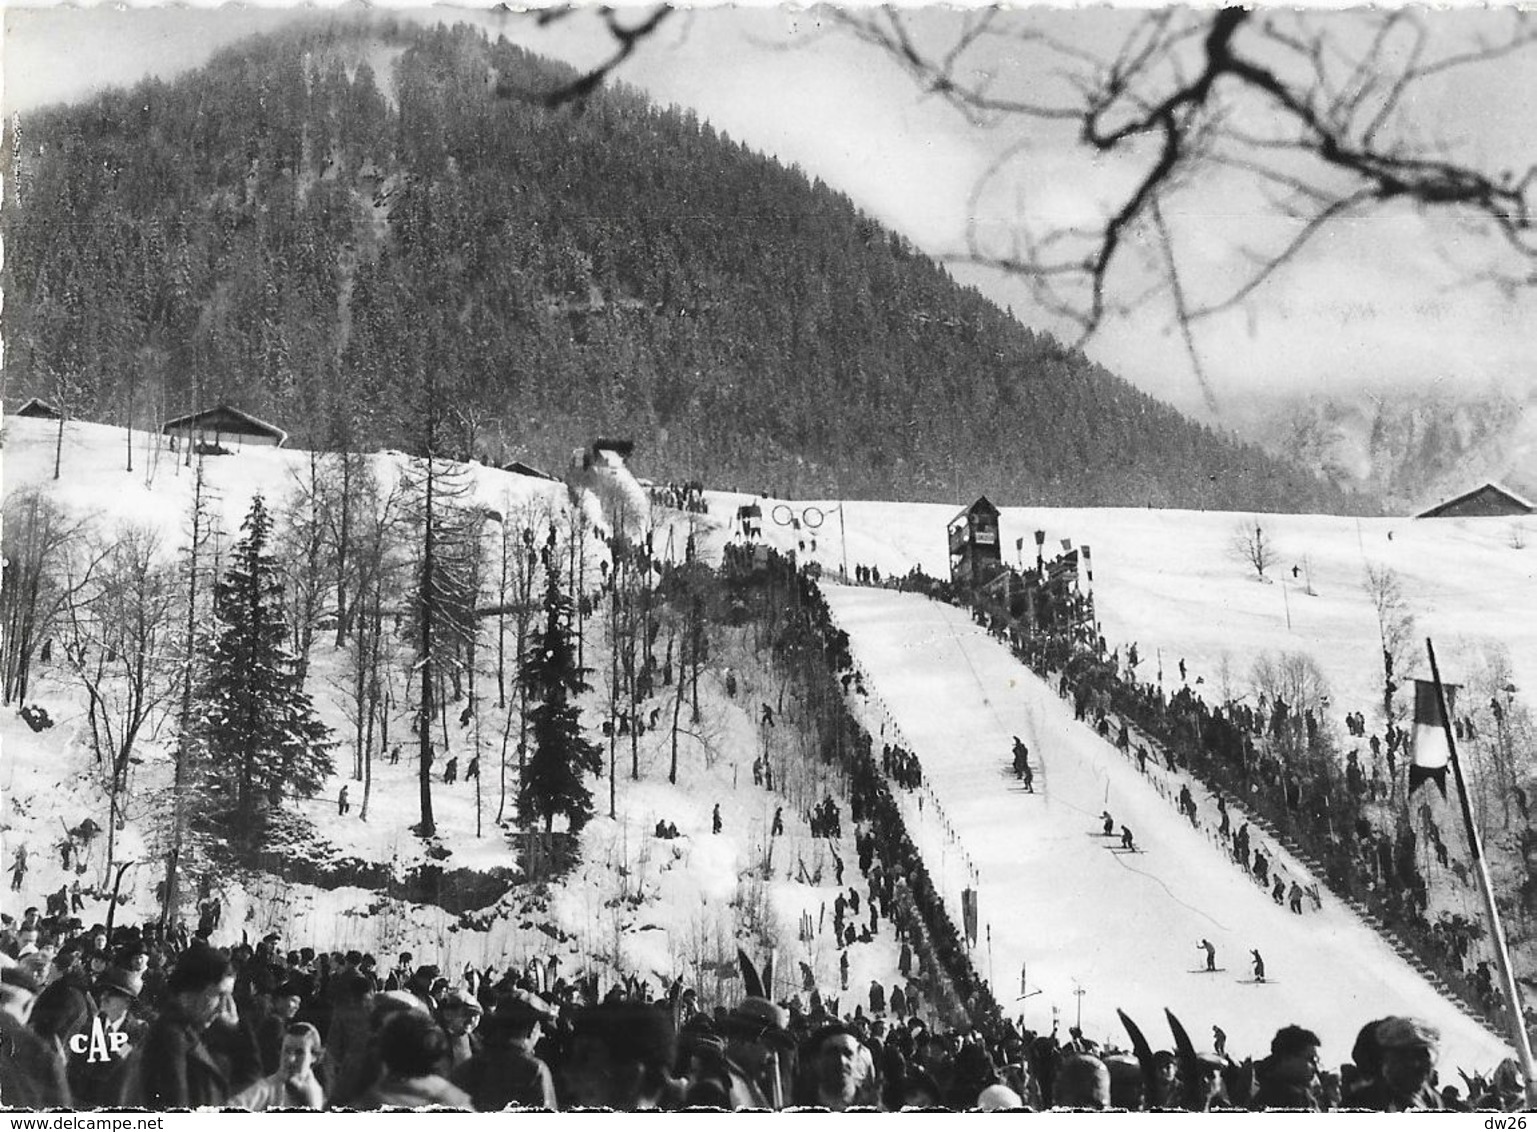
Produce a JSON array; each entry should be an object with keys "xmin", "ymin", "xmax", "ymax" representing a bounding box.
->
[{"xmin": 821, "ymin": 583, "xmax": 1514, "ymax": 1076}]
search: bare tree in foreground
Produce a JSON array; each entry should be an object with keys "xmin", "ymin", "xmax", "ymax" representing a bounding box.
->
[
  {"xmin": 522, "ymin": 7, "xmax": 1534, "ymax": 414},
  {"xmin": 828, "ymin": 8, "xmax": 1536, "ymax": 401}
]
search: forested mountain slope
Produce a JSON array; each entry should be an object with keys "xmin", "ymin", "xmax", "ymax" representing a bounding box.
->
[{"xmin": 3, "ymin": 19, "xmax": 1370, "ymax": 513}]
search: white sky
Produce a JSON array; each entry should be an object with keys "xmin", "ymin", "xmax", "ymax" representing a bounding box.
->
[{"xmin": 4, "ymin": 2, "xmax": 1535, "ymax": 422}]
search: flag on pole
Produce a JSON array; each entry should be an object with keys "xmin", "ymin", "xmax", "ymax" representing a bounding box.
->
[{"xmin": 1410, "ymin": 678, "xmax": 1458, "ymax": 797}]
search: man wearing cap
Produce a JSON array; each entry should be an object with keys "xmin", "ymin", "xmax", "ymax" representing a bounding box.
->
[
  {"xmin": 452, "ymin": 989, "xmax": 559, "ymax": 1110},
  {"xmin": 720, "ymin": 996, "xmax": 793, "ymax": 1109},
  {"xmin": 436, "ymin": 986, "xmax": 484, "ymax": 1073},
  {"xmin": 1351, "ymin": 1017, "xmax": 1443, "ymax": 1111},
  {"xmin": 70, "ymin": 967, "xmax": 145, "ymax": 1106}
]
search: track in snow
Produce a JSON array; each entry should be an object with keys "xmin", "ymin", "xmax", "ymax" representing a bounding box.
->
[{"xmin": 823, "ymin": 583, "xmax": 1513, "ymax": 1074}]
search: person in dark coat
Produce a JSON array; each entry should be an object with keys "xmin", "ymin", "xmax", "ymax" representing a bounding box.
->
[
  {"xmin": 131, "ymin": 942, "xmax": 246, "ymax": 1108},
  {"xmin": 718, "ymin": 997, "xmax": 794, "ymax": 1110},
  {"xmin": 70, "ymin": 968, "xmax": 146, "ymax": 1108},
  {"xmin": 559, "ymin": 1002, "xmax": 683, "ymax": 1110},
  {"xmin": 452, "ymin": 990, "xmax": 559, "ymax": 1110},
  {"xmin": 258, "ymin": 982, "xmax": 304, "ymax": 1075},
  {"xmin": 1, "ymin": 970, "xmax": 73, "ymax": 1109},
  {"xmin": 356, "ymin": 1009, "xmax": 471, "ymax": 1109},
  {"xmin": 869, "ymin": 981, "xmax": 886, "ymax": 1015}
]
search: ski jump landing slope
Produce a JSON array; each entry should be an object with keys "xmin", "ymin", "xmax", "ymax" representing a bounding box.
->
[{"xmin": 821, "ymin": 583, "xmax": 1514, "ymax": 1075}]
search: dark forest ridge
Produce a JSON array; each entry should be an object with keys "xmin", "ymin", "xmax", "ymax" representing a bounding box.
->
[{"xmin": 2, "ymin": 19, "xmax": 1373, "ymax": 514}]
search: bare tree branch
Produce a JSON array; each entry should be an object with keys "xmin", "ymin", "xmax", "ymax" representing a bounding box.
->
[{"xmin": 823, "ymin": 5, "xmax": 1536, "ymax": 389}]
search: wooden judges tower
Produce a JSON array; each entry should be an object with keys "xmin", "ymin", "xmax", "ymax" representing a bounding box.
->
[{"xmin": 948, "ymin": 496, "xmax": 1004, "ymax": 590}]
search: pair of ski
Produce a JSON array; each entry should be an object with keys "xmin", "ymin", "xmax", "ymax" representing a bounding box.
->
[
  {"xmin": 1189, "ymin": 968, "xmax": 1277, "ymax": 984},
  {"xmin": 1092, "ymin": 831, "xmax": 1143, "ymax": 854}
]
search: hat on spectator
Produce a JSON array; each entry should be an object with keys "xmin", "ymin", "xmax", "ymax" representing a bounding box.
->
[
  {"xmin": 1, "ymin": 966, "xmax": 42, "ymax": 994},
  {"xmin": 722, "ymin": 996, "xmax": 794, "ymax": 1049},
  {"xmin": 439, "ymin": 987, "xmax": 484, "ymax": 1015},
  {"xmin": 498, "ymin": 988, "xmax": 556, "ymax": 1024},
  {"xmin": 1375, "ymin": 1017, "xmax": 1439, "ymax": 1051},
  {"xmin": 166, "ymin": 942, "xmax": 231, "ymax": 995},
  {"xmin": 95, "ymin": 966, "xmax": 139, "ymax": 1001},
  {"xmin": 374, "ymin": 989, "xmax": 432, "ymax": 1020},
  {"xmin": 569, "ymin": 1002, "xmax": 676, "ymax": 1069},
  {"xmin": 1054, "ymin": 1054, "xmax": 1111, "ymax": 1110}
]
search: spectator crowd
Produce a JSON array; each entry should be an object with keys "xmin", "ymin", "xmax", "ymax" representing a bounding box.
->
[{"xmin": 2, "ymin": 910, "xmax": 1520, "ymax": 1110}]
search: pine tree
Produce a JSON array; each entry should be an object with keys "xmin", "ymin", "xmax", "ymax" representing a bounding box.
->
[
  {"xmin": 197, "ymin": 495, "xmax": 333, "ymax": 841},
  {"xmin": 518, "ymin": 527, "xmax": 603, "ymax": 835}
]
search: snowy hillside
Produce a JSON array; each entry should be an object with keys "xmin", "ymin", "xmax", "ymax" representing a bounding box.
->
[
  {"xmin": 1, "ymin": 417, "xmax": 902, "ymax": 1011},
  {"xmin": 5, "ymin": 414, "xmax": 1535, "ymax": 1079},
  {"xmin": 1232, "ymin": 386, "xmax": 1537, "ymax": 515}
]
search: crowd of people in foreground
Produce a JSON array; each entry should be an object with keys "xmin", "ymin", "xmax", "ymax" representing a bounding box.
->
[{"xmin": 0, "ymin": 913, "xmax": 1525, "ymax": 1110}]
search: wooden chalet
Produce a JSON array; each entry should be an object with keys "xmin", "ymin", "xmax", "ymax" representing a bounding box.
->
[
  {"xmin": 12, "ymin": 397, "xmax": 63, "ymax": 420},
  {"xmin": 501, "ymin": 460, "xmax": 559, "ymax": 482},
  {"xmin": 162, "ymin": 405, "xmax": 288, "ymax": 451},
  {"xmin": 1415, "ymin": 482, "xmax": 1534, "ymax": 520}
]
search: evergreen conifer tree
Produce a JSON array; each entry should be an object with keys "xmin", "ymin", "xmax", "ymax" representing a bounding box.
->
[
  {"xmin": 197, "ymin": 495, "xmax": 333, "ymax": 840},
  {"xmin": 518, "ymin": 527, "xmax": 603, "ymax": 834}
]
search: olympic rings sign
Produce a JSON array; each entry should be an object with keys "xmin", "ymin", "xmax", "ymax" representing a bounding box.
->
[{"xmin": 771, "ymin": 504, "xmax": 825, "ymax": 530}]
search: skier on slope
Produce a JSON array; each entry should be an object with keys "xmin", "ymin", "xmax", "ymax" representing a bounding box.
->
[
  {"xmin": 1251, "ymin": 950, "xmax": 1266, "ymax": 983},
  {"xmin": 1120, "ymin": 826, "xmax": 1136, "ymax": 852},
  {"xmin": 1199, "ymin": 939, "xmax": 1217, "ymax": 972},
  {"xmin": 1102, "ymin": 812, "xmax": 1115, "ymax": 837}
]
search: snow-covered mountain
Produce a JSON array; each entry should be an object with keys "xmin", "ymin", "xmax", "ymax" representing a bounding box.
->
[{"xmin": 1232, "ymin": 385, "xmax": 1537, "ymax": 515}]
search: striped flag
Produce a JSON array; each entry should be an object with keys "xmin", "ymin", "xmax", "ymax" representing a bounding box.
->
[{"xmin": 1410, "ymin": 678, "xmax": 1458, "ymax": 797}]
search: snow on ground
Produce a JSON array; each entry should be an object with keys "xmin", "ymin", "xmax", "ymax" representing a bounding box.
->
[
  {"xmin": 722, "ymin": 497, "xmax": 1537, "ymax": 726},
  {"xmin": 0, "ymin": 417, "xmax": 900, "ymax": 1010},
  {"xmin": 822, "ymin": 583, "xmax": 1515, "ymax": 1076},
  {"xmin": 6, "ymin": 415, "xmax": 1534, "ymax": 1060}
]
